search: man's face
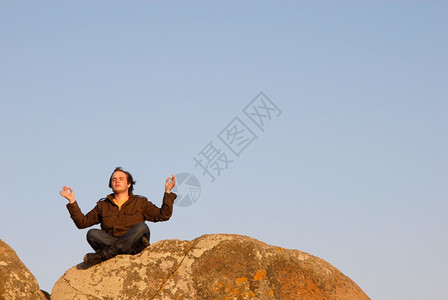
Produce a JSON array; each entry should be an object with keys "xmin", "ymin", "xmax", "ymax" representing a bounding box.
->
[{"xmin": 111, "ymin": 171, "xmax": 131, "ymax": 194}]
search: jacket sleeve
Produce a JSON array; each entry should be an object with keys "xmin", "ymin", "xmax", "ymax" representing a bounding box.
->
[
  {"xmin": 66, "ymin": 201, "xmax": 101, "ymax": 229},
  {"xmin": 143, "ymin": 192, "xmax": 177, "ymax": 222}
]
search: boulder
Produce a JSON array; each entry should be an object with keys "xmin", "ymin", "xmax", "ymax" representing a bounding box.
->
[
  {"xmin": 0, "ymin": 239, "xmax": 47, "ymax": 300},
  {"xmin": 52, "ymin": 234, "xmax": 370, "ymax": 299}
]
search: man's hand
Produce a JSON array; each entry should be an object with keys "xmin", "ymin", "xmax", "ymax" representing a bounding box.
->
[
  {"xmin": 60, "ymin": 186, "xmax": 75, "ymax": 204},
  {"xmin": 165, "ymin": 174, "xmax": 176, "ymax": 194}
]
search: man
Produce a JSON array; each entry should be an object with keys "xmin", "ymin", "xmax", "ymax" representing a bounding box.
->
[{"xmin": 60, "ymin": 167, "xmax": 177, "ymax": 266}]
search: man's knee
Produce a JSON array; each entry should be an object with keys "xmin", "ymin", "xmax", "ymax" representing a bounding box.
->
[
  {"xmin": 135, "ymin": 222, "xmax": 149, "ymax": 232},
  {"xmin": 133, "ymin": 222, "xmax": 150, "ymax": 237},
  {"xmin": 86, "ymin": 228, "xmax": 103, "ymax": 242},
  {"xmin": 86, "ymin": 229, "xmax": 114, "ymax": 251}
]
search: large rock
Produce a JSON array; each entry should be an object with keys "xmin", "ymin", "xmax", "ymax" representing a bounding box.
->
[
  {"xmin": 52, "ymin": 234, "xmax": 370, "ymax": 299},
  {"xmin": 0, "ymin": 239, "xmax": 47, "ymax": 300}
]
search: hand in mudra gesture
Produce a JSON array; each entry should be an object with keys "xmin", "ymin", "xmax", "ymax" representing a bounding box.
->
[
  {"xmin": 60, "ymin": 186, "xmax": 75, "ymax": 204},
  {"xmin": 165, "ymin": 175, "xmax": 176, "ymax": 194}
]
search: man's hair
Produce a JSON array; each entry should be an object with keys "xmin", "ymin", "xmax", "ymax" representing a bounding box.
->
[{"xmin": 108, "ymin": 167, "xmax": 136, "ymax": 195}]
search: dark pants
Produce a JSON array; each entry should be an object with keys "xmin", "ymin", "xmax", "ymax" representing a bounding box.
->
[{"xmin": 86, "ymin": 222, "xmax": 150, "ymax": 260}]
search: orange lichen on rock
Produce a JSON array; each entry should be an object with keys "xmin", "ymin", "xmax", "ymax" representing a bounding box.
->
[
  {"xmin": 235, "ymin": 277, "xmax": 248, "ymax": 286},
  {"xmin": 274, "ymin": 265, "xmax": 326, "ymax": 299},
  {"xmin": 254, "ymin": 269, "xmax": 267, "ymax": 281},
  {"xmin": 230, "ymin": 287, "xmax": 255, "ymax": 298},
  {"xmin": 247, "ymin": 290, "xmax": 256, "ymax": 297},
  {"xmin": 231, "ymin": 277, "xmax": 251, "ymax": 297},
  {"xmin": 212, "ymin": 281, "xmax": 224, "ymax": 292},
  {"xmin": 213, "ymin": 276, "xmax": 258, "ymax": 299}
]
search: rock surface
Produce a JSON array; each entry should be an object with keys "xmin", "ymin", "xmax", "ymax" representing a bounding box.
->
[
  {"xmin": 0, "ymin": 239, "xmax": 47, "ymax": 300},
  {"xmin": 52, "ymin": 234, "xmax": 370, "ymax": 300}
]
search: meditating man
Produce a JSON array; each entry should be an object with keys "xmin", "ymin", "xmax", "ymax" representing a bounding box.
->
[{"xmin": 60, "ymin": 167, "xmax": 176, "ymax": 266}]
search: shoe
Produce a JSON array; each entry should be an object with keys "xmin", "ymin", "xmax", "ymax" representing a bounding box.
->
[
  {"xmin": 83, "ymin": 252, "xmax": 105, "ymax": 267},
  {"xmin": 131, "ymin": 236, "xmax": 151, "ymax": 255},
  {"xmin": 141, "ymin": 236, "xmax": 150, "ymax": 248}
]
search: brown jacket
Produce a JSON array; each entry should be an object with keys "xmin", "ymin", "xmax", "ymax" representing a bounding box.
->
[{"xmin": 66, "ymin": 192, "xmax": 177, "ymax": 237}]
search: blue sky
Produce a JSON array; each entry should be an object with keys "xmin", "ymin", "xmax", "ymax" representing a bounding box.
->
[{"xmin": 0, "ymin": 1, "xmax": 447, "ymax": 299}]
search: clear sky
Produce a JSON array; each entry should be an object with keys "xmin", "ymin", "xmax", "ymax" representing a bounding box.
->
[{"xmin": 0, "ymin": 1, "xmax": 446, "ymax": 299}]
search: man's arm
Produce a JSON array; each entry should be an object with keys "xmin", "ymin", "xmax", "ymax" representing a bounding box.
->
[
  {"xmin": 143, "ymin": 192, "xmax": 177, "ymax": 222},
  {"xmin": 60, "ymin": 186, "xmax": 100, "ymax": 229},
  {"xmin": 66, "ymin": 202, "xmax": 101, "ymax": 229},
  {"xmin": 143, "ymin": 175, "xmax": 177, "ymax": 222}
]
